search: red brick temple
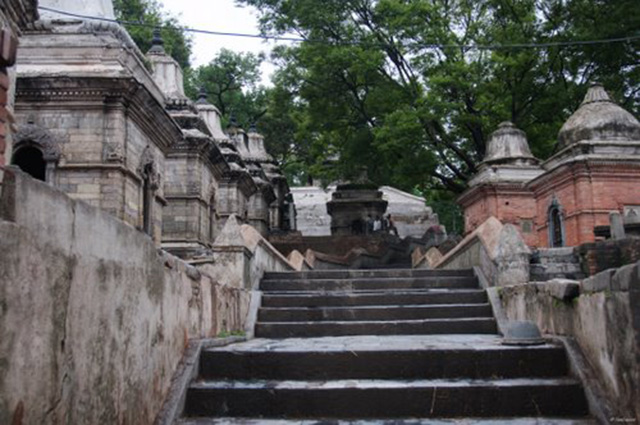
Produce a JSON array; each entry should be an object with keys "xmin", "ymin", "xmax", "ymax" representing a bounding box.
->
[{"xmin": 458, "ymin": 83, "xmax": 640, "ymax": 248}]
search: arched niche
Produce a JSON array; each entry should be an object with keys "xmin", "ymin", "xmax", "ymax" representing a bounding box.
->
[
  {"xmin": 12, "ymin": 119, "xmax": 61, "ymax": 183},
  {"xmin": 548, "ymin": 197, "xmax": 565, "ymax": 248}
]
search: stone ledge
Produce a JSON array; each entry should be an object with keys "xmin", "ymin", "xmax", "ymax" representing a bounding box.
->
[{"xmin": 582, "ymin": 261, "xmax": 640, "ymax": 293}]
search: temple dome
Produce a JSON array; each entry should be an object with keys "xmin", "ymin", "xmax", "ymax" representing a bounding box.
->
[
  {"xmin": 557, "ymin": 83, "xmax": 640, "ymax": 150},
  {"xmin": 483, "ymin": 121, "xmax": 538, "ymax": 166}
]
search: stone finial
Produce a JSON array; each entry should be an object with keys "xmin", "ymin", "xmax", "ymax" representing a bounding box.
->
[
  {"xmin": 145, "ymin": 28, "xmax": 187, "ymax": 101},
  {"xmin": 39, "ymin": 0, "xmax": 116, "ymax": 20},
  {"xmin": 483, "ymin": 121, "xmax": 538, "ymax": 166},
  {"xmin": 228, "ymin": 113, "xmax": 239, "ymax": 129},
  {"xmin": 195, "ymin": 86, "xmax": 209, "ymax": 105},
  {"xmin": 558, "ymin": 83, "xmax": 640, "ymax": 149},
  {"xmin": 581, "ymin": 82, "xmax": 610, "ymax": 105},
  {"xmin": 148, "ymin": 28, "xmax": 165, "ymax": 54}
]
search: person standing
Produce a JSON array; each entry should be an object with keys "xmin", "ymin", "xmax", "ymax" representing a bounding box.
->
[{"xmin": 387, "ymin": 214, "xmax": 398, "ymax": 236}]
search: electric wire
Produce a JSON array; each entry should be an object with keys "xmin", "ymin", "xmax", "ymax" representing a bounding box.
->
[{"xmin": 38, "ymin": 5, "xmax": 640, "ymax": 51}]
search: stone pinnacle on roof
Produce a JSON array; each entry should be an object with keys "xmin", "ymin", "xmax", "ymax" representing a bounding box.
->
[
  {"xmin": 148, "ymin": 28, "xmax": 165, "ymax": 54},
  {"xmin": 482, "ymin": 121, "xmax": 538, "ymax": 166},
  {"xmin": 195, "ymin": 86, "xmax": 209, "ymax": 105},
  {"xmin": 228, "ymin": 113, "xmax": 240, "ymax": 130},
  {"xmin": 557, "ymin": 82, "xmax": 640, "ymax": 149}
]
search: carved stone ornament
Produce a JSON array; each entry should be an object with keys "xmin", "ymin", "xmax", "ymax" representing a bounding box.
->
[
  {"xmin": 14, "ymin": 119, "xmax": 62, "ymax": 162},
  {"xmin": 103, "ymin": 142, "xmax": 124, "ymax": 163},
  {"xmin": 138, "ymin": 145, "xmax": 161, "ymax": 190}
]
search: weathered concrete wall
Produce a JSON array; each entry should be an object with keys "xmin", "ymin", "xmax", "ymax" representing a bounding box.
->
[
  {"xmin": 0, "ymin": 168, "xmax": 250, "ymax": 425},
  {"xmin": 498, "ymin": 266, "xmax": 640, "ymax": 422}
]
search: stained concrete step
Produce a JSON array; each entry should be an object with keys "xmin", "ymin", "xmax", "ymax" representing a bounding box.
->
[
  {"xmin": 260, "ymin": 276, "xmax": 478, "ymax": 292},
  {"xmin": 200, "ymin": 345, "xmax": 567, "ymax": 381},
  {"xmin": 179, "ymin": 419, "xmax": 597, "ymax": 425},
  {"xmin": 263, "ymin": 268, "xmax": 474, "ymax": 280},
  {"xmin": 261, "ymin": 289, "xmax": 488, "ymax": 308},
  {"xmin": 184, "ymin": 378, "xmax": 589, "ymax": 418},
  {"xmin": 258, "ymin": 303, "xmax": 493, "ymax": 322},
  {"xmin": 255, "ymin": 317, "xmax": 497, "ymax": 338}
]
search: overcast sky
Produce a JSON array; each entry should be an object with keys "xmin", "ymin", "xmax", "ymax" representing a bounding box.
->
[{"xmin": 159, "ymin": 0, "xmax": 283, "ymax": 84}]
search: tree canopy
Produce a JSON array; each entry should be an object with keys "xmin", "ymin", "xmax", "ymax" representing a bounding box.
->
[
  {"xmin": 237, "ymin": 0, "xmax": 640, "ymax": 195},
  {"xmin": 190, "ymin": 49, "xmax": 267, "ymax": 127},
  {"xmin": 113, "ymin": 0, "xmax": 193, "ymax": 69}
]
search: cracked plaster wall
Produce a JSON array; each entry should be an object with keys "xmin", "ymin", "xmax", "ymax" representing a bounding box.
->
[{"xmin": 0, "ymin": 168, "xmax": 250, "ymax": 425}]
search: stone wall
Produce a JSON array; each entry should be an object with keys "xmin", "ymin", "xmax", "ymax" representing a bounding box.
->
[
  {"xmin": 498, "ymin": 267, "xmax": 640, "ymax": 422},
  {"xmin": 576, "ymin": 237, "xmax": 640, "ymax": 276},
  {"xmin": 0, "ymin": 168, "xmax": 251, "ymax": 425}
]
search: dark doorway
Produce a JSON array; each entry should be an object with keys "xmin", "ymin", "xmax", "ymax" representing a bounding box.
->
[
  {"xmin": 12, "ymin": 146, "xmax": 46, "ymax": 181},
  {"xmin": 549, "ymin": 207, "xmax": 564, "ymax": 247}
]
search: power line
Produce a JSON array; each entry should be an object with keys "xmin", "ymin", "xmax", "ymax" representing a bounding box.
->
[{"xmin": 38, "ymin": 5, "xmax": 640, "ymax": 51}]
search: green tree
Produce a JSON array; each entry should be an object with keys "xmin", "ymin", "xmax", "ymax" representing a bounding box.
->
[
  {"xmin": 239, "ymin": 0, "xmax": 640, "ymax": 193},
  {"xmin": 191, "ymin": 49, "xmax": 266, "ymax": 127},
  {"xmin": 113, "ymin": 0, "xmax": 192, "ymax": 69}
]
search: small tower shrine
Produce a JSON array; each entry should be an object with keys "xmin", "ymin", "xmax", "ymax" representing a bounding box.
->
[{"xmin": 457, "ymin": 121, "xmax": 543, "ymax": 246}]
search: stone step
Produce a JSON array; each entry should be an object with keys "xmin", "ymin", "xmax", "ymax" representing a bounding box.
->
[
  {"xmin": 263, "ymin": 268, "xmax": 474, "ymax": 280},
  {"xmin": 184, "ymin": 378, "xmax": 589, "ymax": 418},
  {"xmin": 255, "ymin": 318, "xmax": 497, "ymax": 338},
  {"xmin": 261, "ymin": 289, "xmax": 488, "ymax": 308},
  {"xmin": 258, "ymin": 303, "xmax": 494, "ymax": 322},
  {"xmin": 179, "ymin": 419, "xmax": 597, "ymax": 425},
  {"xmin": 260, "ymin": 276, "xmax": 478, "ymax": 292},
  {"xmin": 200, "ymin": 344, "xmax": 567, "ymax": 381}
]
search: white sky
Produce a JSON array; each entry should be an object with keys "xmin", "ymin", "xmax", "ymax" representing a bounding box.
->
[{"xmin": 159, "ymin": 0, "xmax": 283, "ymax": 84}]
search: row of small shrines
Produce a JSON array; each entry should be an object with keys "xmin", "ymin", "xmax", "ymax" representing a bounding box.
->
[
  {"xmin": 8, "ymin": 5, "xmax": 294, "ymax": 258},
  {"xmin": 6, "ymin": 1, "xmax": 640, "ymax": 253}
]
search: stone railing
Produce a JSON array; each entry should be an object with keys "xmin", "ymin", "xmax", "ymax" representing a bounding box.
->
[{"xmin": 414, "ymin": 216, "xmax": 530, "ymax": 287}]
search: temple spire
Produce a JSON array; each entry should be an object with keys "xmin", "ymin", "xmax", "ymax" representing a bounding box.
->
[{"xmin": 148, "ymin": 28, "xmax": 165, "ymax": 54}]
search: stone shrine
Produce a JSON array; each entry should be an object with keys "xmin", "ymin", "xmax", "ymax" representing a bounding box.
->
[
  {"xmin": 145, "ymin": 32, "xmax": 231, "ymax": 256},
  {"xmin": 326, "ymin": 183, "xmax": 388, "ymax": 235},
  {"xmin": 9, "ymin": 0, "xmax": 291, "ymax": 255},
  {"xmin": 14, "ymin": 0, "xmax": 180, "ymax": 241}
]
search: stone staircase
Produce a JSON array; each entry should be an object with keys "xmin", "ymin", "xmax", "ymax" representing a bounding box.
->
[{"xmin": 178, "ymin": 268, "xmax": 595, "ymax": 424}]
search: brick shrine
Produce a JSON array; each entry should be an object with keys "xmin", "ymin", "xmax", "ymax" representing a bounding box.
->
[{"xmin": 459, "ymin": 83, "xmax": 640, "ymax": 248}]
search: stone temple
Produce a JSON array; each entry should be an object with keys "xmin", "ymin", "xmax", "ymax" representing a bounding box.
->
[
  {"xmin": 9, "ymin": 0, "xmax": 292, "ymax": 258},
  {"xmin": 1, "ymin": 1, "xmax": 640, "ymax": 424}
]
